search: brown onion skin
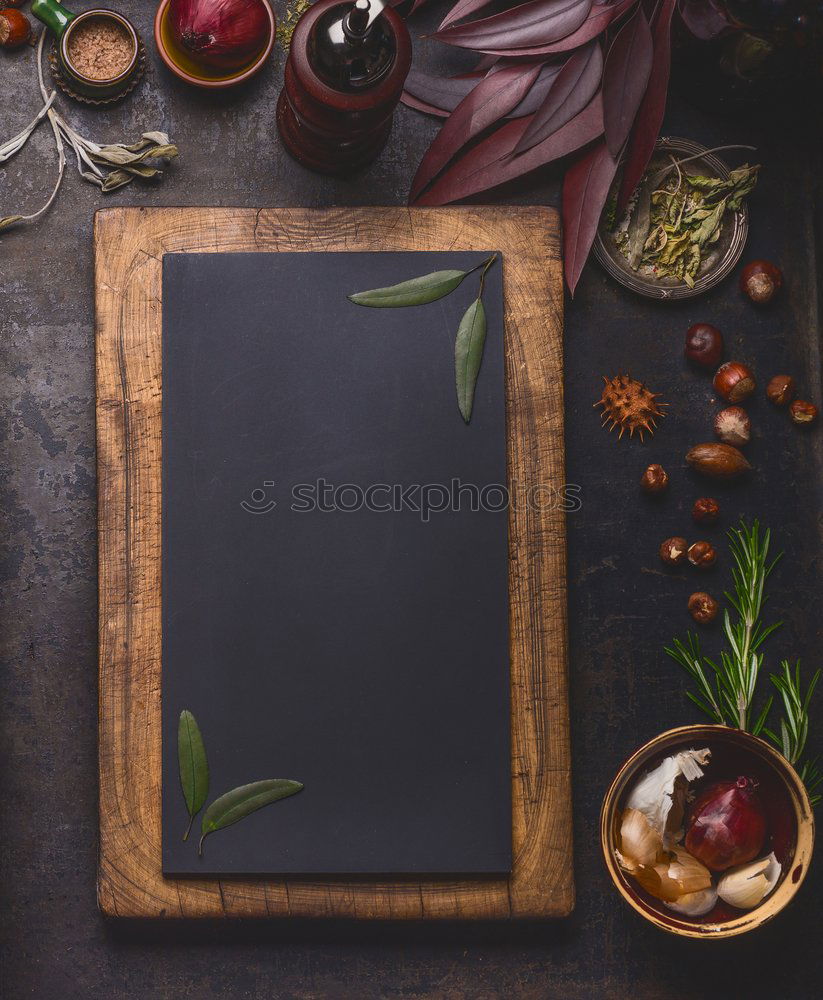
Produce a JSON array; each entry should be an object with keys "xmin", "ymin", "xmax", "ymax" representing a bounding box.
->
[
  {"xmin": 685, "ymin": 776, "xmax": 766, "ymax": 872},
  {"xmin": 169, "ymin": 0, "xmax": 269, "ymax": 72}
]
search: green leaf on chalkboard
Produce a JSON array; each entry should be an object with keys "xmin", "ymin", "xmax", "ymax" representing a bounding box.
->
[
  {"xmin": 454, "ymin": 297, "xmax": 487, "ymax": 424},
  {"xmin": 178, "ymin": 710, "xmax": 209, "ymax": 841},
  {"xmin": 198, "ymin": 779, "xmax": 304, "ymax": 857},
  {"xmin": 348, "ymin": 269, "xmax": 469, "ymax": 307}
]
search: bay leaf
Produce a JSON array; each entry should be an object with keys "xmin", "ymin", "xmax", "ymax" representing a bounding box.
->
[
  {"xmin": 199, "ymin": 779, "xmax": 303, "ymax": 857},
  {"xmin": 178, "ymin": 710, "xmax": 209, "ymax": 840},
  {"xmin": 454, "ymin": 298, "xmax": 487, "ymax": 423},
  {"xmin": 348, "ymin": 269, "xmax": 469, "ymax": 307},
  {"xmin": 0, "ymin": 215, "xmax": 23, "ymax": 232}
]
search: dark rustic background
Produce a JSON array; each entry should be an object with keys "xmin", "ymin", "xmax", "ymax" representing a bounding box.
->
[{"xmin": 2, "ymin": 3, "xmax": 822, "ymax": 997}]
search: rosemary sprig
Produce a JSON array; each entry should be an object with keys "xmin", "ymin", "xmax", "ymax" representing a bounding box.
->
[
  {"xmin": 665, "ymin": 519, "xmax": 782, "ymax": 732},
  {"xmin": 763, "ymin": 661, "xmax": 822, "ymax": 806}
]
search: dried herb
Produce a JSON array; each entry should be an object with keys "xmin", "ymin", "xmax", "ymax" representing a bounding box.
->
[
  {"xmin": 612, "ymin": 157, "xmax": 759, "ymax": 286},
  {"xmin": 0, "ymin": 33, "xmax": 177, "ymax": 235},
  {"xmin": 199, "ymin": 779, "xmax": 304, "ymax": 856},
  {"xmin": 178, "ymin": 710, "xmax": 209, "ymax": 841},
  {"xmin": 348, "ymin": 255, "xmax": 498, "ymax": 423}
]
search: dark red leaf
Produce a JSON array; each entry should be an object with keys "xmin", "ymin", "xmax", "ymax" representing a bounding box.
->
[
  {"xmin": 413, "ymin": 92, "xmax": 604, "ymax": 206},
  {"xmin": 465, "ymin": 0, "xmax": 638, "ymax": 57},
  {"xmin": 403, "ymin": 69, "xmax": 482, "ymax": 114},
  {"xmin": 512, "ymin": 41, "xmax": 603, "ymax": 156},
  {"xmin": 562, "ymin": 137, "xmax": 618, "ymax": 294},
  {"xmin": 401, "ymin": 92, "xmax": 451, "ymax": 117},
  {"xmin": 439, "ymin": 0, "xmax": 498, "ymax": 31},
  {"xmin": 602, "ymin": 6, "xmax": 653, "ymax": 156},
  {"xmin": 410, "ymin": 62, "xmax": 543, "ymax": 201},
  {"xmin": 432, "ymin": 0, "xmax": 593, "ymax": 53},
  {"xmin": 679, "ymin": 0, "xmax": 732, "ymax": 40},
  {"xmin": 509, "ymin": 61, "xmax": 563, "ymax": 115},
  {"xmin": 617, "ymin": 0, "xmax": 676, "ymax": 213}
]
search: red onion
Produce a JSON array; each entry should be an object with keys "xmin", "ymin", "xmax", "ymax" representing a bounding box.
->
[
  {"xmin": 169, "ymin": 0, "xmax": 270, "ymax": 72},
  {"xmin": 685, "ymin": 776, "xmax": 766, "ymax": 873}
]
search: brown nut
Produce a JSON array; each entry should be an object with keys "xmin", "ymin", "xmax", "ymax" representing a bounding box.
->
[
  {"xmin": 766, "ymin": 375, "xmax": 796, "ymax": 407},
  {"xmin": 740, "ymin": 259, "xmax": 783, "ymax": 304},
  {"xmin": 714, "ymin": 406, "xmax": 751, "ymax": 447},
  {"xmin": 659, "ymin": 537, "xmax": 688, "ymax": 566},
  {"xmin": 713, "ymin": 361, "xmax": 756, "ymax": 403},
  {"xmin": 789, "ymin": 400, "xmax": 818, "ymax": 426},
  {"xmin": 692, "ymin": 497, "xmax": 720, "ymax": 524},
  {"xmin": 684, "ymin": 324, "xmax": 724, "ymax": 369},
  {"xmin": 688, "ymin": 540, "xmax": 717, "ymax": 569},
  {"xmin": 686, "ymin": 443, "xmax": 752, "ymax": 480},
  {"xmin": 688, "ymin": 592, "xmax": 719, "ymax": 624},
  {"xmin": 640, "ymin": 463, "xmax": 669, "ymax": 494},
  {"xmin": 0, "ymin": 7, "xmax": 30, "ymax": 47}
]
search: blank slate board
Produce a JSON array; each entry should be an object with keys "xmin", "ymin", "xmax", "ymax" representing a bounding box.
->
[
  {"xmin": 161, "ymin": 251, "xmax": 511, "ymax": 876},
  {"xmin": 96, "ymin": 207, "xmax": 573, "ymax": 917}
]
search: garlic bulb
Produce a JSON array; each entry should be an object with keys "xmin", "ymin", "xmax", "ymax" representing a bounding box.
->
[
  {"xmin": 665, "ymin": 886, "xmax": 718, "ymax": 917},
  {"xmin": 717, "ymin": 852, "xmax": 781, "ymax": 910},
  {"xmin": 626, "ymin": 748, "xmax": 711, "ymax": 836}
]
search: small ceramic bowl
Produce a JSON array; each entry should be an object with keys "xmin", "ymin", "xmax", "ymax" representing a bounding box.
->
[
  {"xmin": 593, "ymin": 138, "xmax": 750, "ymax": 301},
  {"xmin": 32, "ymin": 1, "xmax": 141, "ymax": 100},
  {"xmin": 154, "ymin": 0, "xmax": 275, "ymax": 89},
  {"xmin": 601, "ymin": 725, "xmax": 814, "ymax": 938}
]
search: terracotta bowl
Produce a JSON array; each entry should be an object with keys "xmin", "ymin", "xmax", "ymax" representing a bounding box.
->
[
  {"xmin": 601, "ymin": 725, "xmax": 814, "ymax": 938},
  {"xmin": 153, "ymin": 0, "xmax": 275, "ymax": 89}
]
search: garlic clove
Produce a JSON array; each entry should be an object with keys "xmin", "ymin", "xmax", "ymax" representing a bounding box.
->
[
  {"xmin": 617, "ymin": 807, "xmax": 663, "ymax": 870},
  {"xmin": 625, "ymin": 748, "xmax": 711, "ymax": 836},
  {"xmin": 629, "ymin": 847, "xmax": 712, "ymax": 903},
  {"xmin": 664, "ymin": 886, "xmax": 718, "ymax": 917},
  {"xmin": 717, "ymin": 852, "xmax": 782, "ymax": 910}
]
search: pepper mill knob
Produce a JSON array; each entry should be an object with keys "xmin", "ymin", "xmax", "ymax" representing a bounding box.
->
[{"xmin": 276, "ymin": 0, "xmax": 411, "ymax": 175}]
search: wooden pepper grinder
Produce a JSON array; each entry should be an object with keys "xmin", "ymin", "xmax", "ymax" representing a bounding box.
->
[{"xmin": 277, "ymin": 0, "xmax": 411, "ymax": 175}]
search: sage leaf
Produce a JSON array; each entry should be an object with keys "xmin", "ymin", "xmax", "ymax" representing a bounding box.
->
[
  {"xmin": 454, "ymin": 297, "xmax": 487, "ymax": 423},
  {"xmin": 348, "ymin": 269, "xmax": 468, "ymax": 307},
  {"xmin": 198, "ymin": 779, "xmax": 303, "ymax": 857},
  {"xmin": 178, "ymin": 710, "xmax": 209, "ymax": 841}
]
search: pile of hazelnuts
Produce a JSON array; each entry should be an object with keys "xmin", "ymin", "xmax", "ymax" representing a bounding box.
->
[{"xmin": 641, "ymin": 260, "xmax": 818, "ymax": 625}]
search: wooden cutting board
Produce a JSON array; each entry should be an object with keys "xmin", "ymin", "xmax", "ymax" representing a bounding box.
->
[{"xmin": 95, "ymin": 206, "xmax": 573, "ymax": 919}]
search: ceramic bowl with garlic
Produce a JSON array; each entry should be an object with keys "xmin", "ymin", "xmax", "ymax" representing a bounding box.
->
[{"xmin": 601, "ymin": 725, "xmax": 814, "ymax": 938}]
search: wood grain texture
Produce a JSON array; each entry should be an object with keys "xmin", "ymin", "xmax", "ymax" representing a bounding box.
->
[{"xmin": 95, "ymin": 206, "xmax": 572, "ymax": 919}]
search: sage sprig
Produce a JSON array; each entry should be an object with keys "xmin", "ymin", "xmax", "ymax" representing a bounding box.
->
[
  {"xmin": 178, "ymin": 710, "xmax": 209, "ymax": 841},
  {"xmin": 0, "ymin": 33, "xmax": 178, "ymax": 234},
  {"xmin": 199, "ymin": 779, "xmax": 304, "ymax": 857},
  {"xmin": 348, "ymin": 254, "xmax": 498, "ymax": 423}
]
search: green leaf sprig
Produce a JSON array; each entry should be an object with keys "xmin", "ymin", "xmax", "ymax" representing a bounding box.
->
[
  {"xmin": 178, "ymin": 710, "xmax": 209, "ymax": 841},
  {"xmin": 347, "ymin": 254, "xmax": 498, "ymax": 423},
  {"xmin": 665, "ymin": 520, "xmax": 822, "ymax": 807},
  {"xmin": 177, "ymin": 709, "xmax": 303, "ymax": 857}
]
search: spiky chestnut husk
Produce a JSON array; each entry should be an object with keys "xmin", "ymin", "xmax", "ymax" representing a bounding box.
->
[{"xmin": 594, "ymin": 373, "xmax": 667, "ymax": 442}]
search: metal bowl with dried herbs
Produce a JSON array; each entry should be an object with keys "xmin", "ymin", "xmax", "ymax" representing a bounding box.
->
[{"xmin": 594, "ymin": 138, "xmax": 758, "ymax": 300}]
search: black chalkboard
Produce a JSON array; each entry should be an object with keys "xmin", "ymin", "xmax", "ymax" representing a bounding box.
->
[{"xmin": 161, "ymin": 252, "xmax": 511, "ymax": 876}]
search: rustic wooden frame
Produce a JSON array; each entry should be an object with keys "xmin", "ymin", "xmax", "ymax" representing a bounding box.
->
[{"xmin": 95, "ymin": 207, "xmax": 573, "ymax": 918}]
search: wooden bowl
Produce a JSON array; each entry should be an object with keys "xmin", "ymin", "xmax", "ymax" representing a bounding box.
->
[
  {"xmin": 153, "ymin": 0, "xmax": 275, "ymax": 89},
  {"xmin": 601, "ymin": 725, "xmax": 814, "ymax": 938}
]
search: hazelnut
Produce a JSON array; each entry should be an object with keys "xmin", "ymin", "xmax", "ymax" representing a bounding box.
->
[
  {"xmin": 688, "ymin": 592, "xmax": 719, "ymax": 624},
  {"xmin": 740, "ymin": 259, "xmax": 783, "ymax": 305},
  {"xmin": 692, "ymin": 497, "xmax": 720, "ymax": 524},
  {"xmin": 789, "ymin": 400, "xmax": 818, "ymax": 426},
  {"xmin": 640, "ymin": 463, "xmax": 669, "ymax": 494},
  {"xmin": 713, "ymin": 362, "xmax": 756, "ymax": 403},
  {"xmin": 0, "ymin": 7, "xmax": 30, "ymax": 47},
  {"xmin": 684, "ymin": 324, "xmax": 723, "ymax": 369},
  {"xmin": 660, "ymin": 537, "xmax": 688, "ymax": 566},
  {"xmin": 688, "ymin": 540, "xmax": 717, "ymax": 569},
  {"xmin": 766, "ymin": 375, "xmax": 796, "ymax": 407},
  {"xmin": 714, "ymin": 406, "xmax": 751, "ymax": 447}
]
